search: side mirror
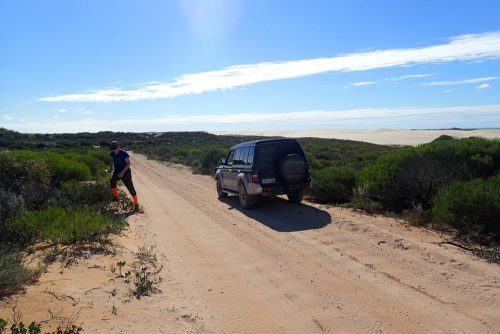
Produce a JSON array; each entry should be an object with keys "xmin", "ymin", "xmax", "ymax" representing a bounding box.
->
[{"xmin": 220, "ymin": 158, "xmax": 226, "ymax": 165}]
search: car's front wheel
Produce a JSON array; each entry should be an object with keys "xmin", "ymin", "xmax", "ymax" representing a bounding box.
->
[
  {"xmin": 287, "ymin": 189, "xmax": 305, "ymax": 204},
  {"xmin": 216, "ymin": 177, "xmax": 228, "ymax": 198}
]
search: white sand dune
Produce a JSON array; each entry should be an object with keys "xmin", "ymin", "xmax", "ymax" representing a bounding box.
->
[{"xmin": 215, "ymin": 129, "xmax": 500, "ymax": 145}]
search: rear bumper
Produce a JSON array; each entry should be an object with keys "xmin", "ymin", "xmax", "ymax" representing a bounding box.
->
[{"xmin": 248, "ymin": 181, "xmax": 312, "ymax": 196}]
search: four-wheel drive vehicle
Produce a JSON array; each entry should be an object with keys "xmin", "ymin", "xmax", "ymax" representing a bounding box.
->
[{"xmin": 215, "ymin": 138, "xmax": 312, "ymax": 208}]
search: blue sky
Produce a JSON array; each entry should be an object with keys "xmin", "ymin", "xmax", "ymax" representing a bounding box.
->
[{"xmin": 1, "ymin": 0, "xmax": 499, "ymax": 133}]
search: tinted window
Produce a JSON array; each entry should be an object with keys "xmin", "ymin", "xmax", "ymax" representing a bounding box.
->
[
  {"xmin": 241, "ymin": 147, "xmax": 250, "ymax": 165},
  {"xmin": 255, "ymin": 142, "xmax": 305, "ymax": 169},
  {"xmin": 247, "ymin": 147, "xmax": 254, "ymax": 165},
  {"xmin": 234, "ymin": 148, "xmax": 242, "ymax": 165},
  {"xmin": 226, "ymin": 150, "xmax": 235, "ymax": 165}
]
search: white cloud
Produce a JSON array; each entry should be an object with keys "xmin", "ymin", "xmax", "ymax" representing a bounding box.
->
[
  {"xmin": 78, "ymin": 108, "xmax": 94, "ymax": 114},
  {"xmin": 425, "ymin": 76, "xmax": 498, "ymax": 86},
  {"xmin": 1, "ymin": 114, "xmax": 14, "ymax": 122},
  {"xmin": 349, "ymin": 73, "xmax": 434, "ymax": 87},
  {"xmin": 39, "ymin": 31, "xmax": 500, "ymax": 103},
  {"xmin": 57, "ymin": 108, "xmax": 67, "ymax": 113},
  {"xmin": 6, "ymin": 104, "xmax": 500, "ymax": 133},
  {"xmin": 476, "ymin": 83, "xmax": 491, "ymax": 90},
  {"xmin": 351, "ymin": 81, "xmax": 378, "ymax": 87}
]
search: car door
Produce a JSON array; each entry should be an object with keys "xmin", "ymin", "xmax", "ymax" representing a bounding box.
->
[
  {"xmin": 221, "ymin": 149, "xmax": 236, "ymax": 190},
  {"xmin": 228, "ymin": 148, "xmax": 243, "ymax": 191}
]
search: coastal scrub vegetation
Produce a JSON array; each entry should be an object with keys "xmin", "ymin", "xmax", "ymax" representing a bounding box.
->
[
  {"xmin": 0, "ymin": 146, "xmax": 128, "ymax": 297},
  {"xmin": 1, "ymin": 128, "xmax": 498, "ymax": 258}
]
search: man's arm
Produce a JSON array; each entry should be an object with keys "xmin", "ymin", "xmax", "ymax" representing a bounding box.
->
[{"xmin": 118, "ymin": 157, "xmax": 131, "ymax": 177}]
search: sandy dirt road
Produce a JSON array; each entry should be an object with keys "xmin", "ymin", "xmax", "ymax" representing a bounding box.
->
[
  {"xmin": 2, "ymin": 153, "xmax": 499, "ymax": 333},
  {"xmin": 129, "ymin": 154, "xmax": 499, "ymax": 333}
]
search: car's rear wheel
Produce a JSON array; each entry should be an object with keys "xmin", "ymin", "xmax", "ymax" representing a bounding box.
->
[
  {"xmin": 238, "ymin": 183, "xmax": 255, "ymax": 209},
  {"xmin": 216, "ymin": 177, "xmax": 228, "ymax": 198},
  {"xmin": 287, "ymin": 189, "xmax": 305, "ymax": 204}
]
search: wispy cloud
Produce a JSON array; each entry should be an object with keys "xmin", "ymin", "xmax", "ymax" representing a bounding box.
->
[
  {"xmin": 78, "ymin": 108, "xmax": 94, "ymax": 114},
  {"xmin": 7, "ymin": 105, "xmax": 500, "ymax": 133},
  {"xmin": 424, "ymin": 76, "xmax": 498, "ymax": 86},
  {"xmin": 477, "ymin": 83, "xmax": 491, "ymax": 90},
  {"xmin": 1, "ymin": 114, "xmax": 15, "ymax": 122},
  {"xmin": 39, "ymin": 31, "xmax": 500, "ymax": 103},
  {"xmin": 348, "ymin": 73, "xmax": 434, "ymax": 87}
]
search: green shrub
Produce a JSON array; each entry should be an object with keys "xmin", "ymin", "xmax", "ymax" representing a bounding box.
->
[
  {"xmin": 45, "ymin": 155, "xmax": 91, "ymax": 183},
  {"xmin": 62, "ymin": 150, "xmax": 110, "ymax": 179},
  {"xmin": 308, "ymin": 166, "xmax": 357, "ymax": 203},
  {"xmin": 432, "ymin": 174, "xmax": 500, "ymax": 243},
  {"xmin": 348, "ymin": 184, "xmax": 382, "ymax": 214},
  {"xmin": 192, "ymin": 148, "xmax": 227, "ymax": 174},
  {"xmin": 85, "ymin": 148, "xmax": 111, "ymax": 165},
  {"xmin": 0, "ymin": 319, "xmax": 82, "ymax": 334},
  {"xmin": 0, "ymin": 152, "xmax": 50, "ymax": 194},
  {"xmin": 0, "ymin": 251, "xmax": 32, "ymax": 295},
  {"xmin": 6, "ymin": 207, "xmax": 121, "ymax": 246},
  {"xmin": 60, "ymin": 181, "xmax": 111, "ymax": 207},
  {"xmin": 358, "ymin": 147, "xmax": 415, "ymax": 209},
  {"xmin": 0, "ymin": 190, "xmax": 25, "ymax": 236},
  {"xmin": 7, "ymin": 150, "xmax": 92, "ymax": 185},
  {"xmin": 74, "ymin": 155, "xmax": 105, "ymax": 176},
  {"xmin": 359, "ymin": 137, "xmax": 500, "ymax": 211}
]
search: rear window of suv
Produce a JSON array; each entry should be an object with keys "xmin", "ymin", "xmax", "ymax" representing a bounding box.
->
[{"xmin": 255, "ymin": 141, "xmax": 305, "ymax": 169}]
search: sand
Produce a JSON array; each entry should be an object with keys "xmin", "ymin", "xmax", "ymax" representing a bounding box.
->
[{"xmin": 215, "ymin": 128, "xmax": 500, "ymax": 145}]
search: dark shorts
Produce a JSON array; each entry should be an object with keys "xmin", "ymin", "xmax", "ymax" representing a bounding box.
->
[{"xmin": 110, "ymin": 172, "xmax": 136, "ymax": 196}]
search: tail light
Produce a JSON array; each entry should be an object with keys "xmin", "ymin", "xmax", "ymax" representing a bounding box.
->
[{"xmin": 252, "ymin": 172, "xmax": 260, "ymax": 184}]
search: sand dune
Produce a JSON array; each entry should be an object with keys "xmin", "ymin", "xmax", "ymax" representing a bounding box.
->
[{"xmin": 215, "ymin": 129, "xmax": 500, "ymax": 145}]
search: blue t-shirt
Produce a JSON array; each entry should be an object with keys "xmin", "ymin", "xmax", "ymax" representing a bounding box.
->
[{"xmin": 110, "ymin": 149, "xmax": 131, "ymax": 175}]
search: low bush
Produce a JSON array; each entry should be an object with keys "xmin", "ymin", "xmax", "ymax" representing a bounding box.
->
[
  {"xmin": 11, "ymin": 151, "xmax": 91, "ymax": 184},
  {"xmin": 0, "ymin": 153, "xmax": 50, "ymax": 194},
  {"xmin": 5, "ymin": 207, "xmax": 122, "ymax": 246},
  {"xmin": 192, "ymin": 148, "xmax": 227, "ymax": 174},
  {"xmin": 308, "ymin": 166, "xmax": 357, "ymax": 203},
  {"xmin": 432, "ymin": 174, "xmax": 500, "ymax": 243},
  {"xmin": 63, "ymin": 150, "xmax": 110, "ymax": 179},
  {"xmin": 0, "ymin": 318, "xmax": 82, "ymax": 334},
  {"xmin": 60, "ymin": 181, "xmax": 111, "ymax": 207},
  {"xmin": 46, "ymin": 156, "xmax": 91, "ymax": 184},
  {"xmin": 348, "ymin": 184, "xmax": 382, "ymax": 214},
  {"xmin": 0, "ymin": 251, "xmax": 33, "ymax": 296},
  {"xmin": 0, "ymin": 190, "xmax": 25, "ymax": 234},
  {"xmin": 359, "ymin": 137, "xmax": 500, "ymax": 211}
]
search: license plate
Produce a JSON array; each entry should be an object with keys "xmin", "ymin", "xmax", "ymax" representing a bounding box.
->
[{"xmin": 261, "ymin": 178, "xmax": 276, "ymax": 184}]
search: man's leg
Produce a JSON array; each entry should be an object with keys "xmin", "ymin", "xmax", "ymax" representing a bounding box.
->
[
  {"xmin": 121, "ymin": 173, "xmax": 139, "ymax": 207},
  {"xmin": 110, "ymin": 173, "xmax": 119, "ymax": 201}
]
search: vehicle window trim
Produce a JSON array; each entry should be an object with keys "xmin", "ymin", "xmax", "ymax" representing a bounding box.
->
[{"xmin": 226, "ymin": 150, "xmax": 235, "ymax": 166}]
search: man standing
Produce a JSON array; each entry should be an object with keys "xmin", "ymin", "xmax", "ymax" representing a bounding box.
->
[{"xmin": 109, "ymin": 141, "xmax": 140, "ymax": 212}]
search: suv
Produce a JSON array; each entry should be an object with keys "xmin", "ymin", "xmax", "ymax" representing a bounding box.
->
[{"xmin": 215, "ymin": 138, "xmax": 312, "ymax": 208}]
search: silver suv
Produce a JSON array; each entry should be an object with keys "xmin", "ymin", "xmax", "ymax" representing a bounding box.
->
[{"xmin": 215, "ymin": 139, "xmax": 312, "ymax": 208}]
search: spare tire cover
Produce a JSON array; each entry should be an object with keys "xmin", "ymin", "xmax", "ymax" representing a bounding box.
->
[{"xmin": 278, "ymin": 154, "xmax": 307, "ymax": 184}]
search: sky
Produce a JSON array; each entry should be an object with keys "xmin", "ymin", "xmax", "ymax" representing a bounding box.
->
[{"xmin": 1, "ymin": 0, "xmax": 500, "ymax": 133}]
